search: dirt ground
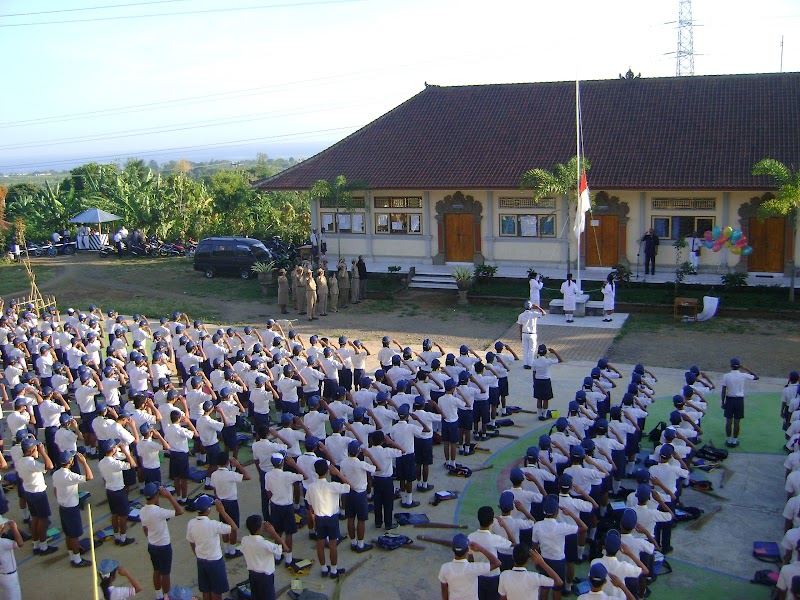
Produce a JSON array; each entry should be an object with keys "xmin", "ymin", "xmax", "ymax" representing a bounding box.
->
[{"xmin": 12, "ymin": 256, "xmax": 800, "ymax": 377}]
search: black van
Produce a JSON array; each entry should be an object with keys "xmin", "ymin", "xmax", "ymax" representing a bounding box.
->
[{"xmin": 193, "ymin": 237, "xmax": 273, "ymax": 279}]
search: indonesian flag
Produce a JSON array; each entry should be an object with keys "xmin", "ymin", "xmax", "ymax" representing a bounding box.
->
[{"xmin": 573, "ymin": 170, "xmax": 591, "ymax": 239}]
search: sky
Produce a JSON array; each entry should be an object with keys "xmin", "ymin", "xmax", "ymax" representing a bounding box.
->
[{"xmin": 0, "ymin": 0, "xmax": 798, "ymax": 173}]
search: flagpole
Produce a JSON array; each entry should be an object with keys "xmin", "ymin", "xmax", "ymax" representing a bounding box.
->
[{"xmin": 575, "ymin": 79, "xmax": 582, "ymax": 292}]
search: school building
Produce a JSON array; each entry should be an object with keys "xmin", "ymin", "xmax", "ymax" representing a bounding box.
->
[{"xmin": 255, "ymin": 72, "xmax": 800, "ymax": 276}]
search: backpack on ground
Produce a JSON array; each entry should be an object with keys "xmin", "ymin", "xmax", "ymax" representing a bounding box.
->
[
  {"xmin": 753, "ymin": 541, "xmax": 783, "ymax": 563},
  {"xmin": 750, "ymin": 569, "xmax": 780, "ymax": 585},
  {"xmin": 648, "ymin": 421, "xmax": 667, "ymax": 444}
]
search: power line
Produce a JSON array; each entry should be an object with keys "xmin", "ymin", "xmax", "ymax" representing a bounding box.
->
[
  {"xmin": 0, "ymin": 0, "xmax": 188, "ymax": 18},
  {"xmin": 0, "ymin": 126, "xmax": 358, "ymax": 171},
  {"xmin": 0, "ymin": 102, "xmax": 378, "ymax": 150},
  {"xmin": 0, "ymin": 0, "xmax": 361, "ymax": 27}
]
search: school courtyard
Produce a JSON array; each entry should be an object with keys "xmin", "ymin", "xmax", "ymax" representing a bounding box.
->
[{"xmin": 2, "ymin": 254, "xmax": 796, "ymax": 599}]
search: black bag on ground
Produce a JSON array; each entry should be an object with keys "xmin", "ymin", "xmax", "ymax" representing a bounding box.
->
[{"xmin": 648, "ymin": 421, "xmax": 667, "ymax": 444}]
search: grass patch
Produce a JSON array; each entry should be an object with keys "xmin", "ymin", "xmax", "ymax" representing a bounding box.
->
[
  {"xmin": 0, "ymin": 262, "xmax": 54, "ymax": 296},
  {"xmin": 645, "ymin": 392, "xmax": 782, "ymax": 454},
  {"xmin": 55, "ymin": 289, "xmax": 222, "ymax": 322},
  {"xmin": 108, "ymin": 258, "xmax": 264, "ymax": 301},
  {"xmin": 366, "ymin": 276, "xmax": 405, "ymax": 294},
  {"xmin": 614, "ymin": 313, "xmax": 787, "ymax": 342}
]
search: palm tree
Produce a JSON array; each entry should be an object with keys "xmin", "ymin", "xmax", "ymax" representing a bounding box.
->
[
  {"xmin": 520, "ymin": 156, "xmax": 590, "ymax": 272},
  {"xmin": 309, "ymin": 175, "xmax": 367, "ymax": 259},
  {"xmin": 752, "ymin": 158, "xmax": 800, "ymax": 301}
]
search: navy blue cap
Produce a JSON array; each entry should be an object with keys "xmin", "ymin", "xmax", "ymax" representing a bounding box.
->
[
  {"xmin": 510, "ymin": 467, "xmax": 524, "ymax": 483},
  {"xmin": 543, "ymin": 494, "xmax": 559, "ymax": 516},
  {"xmin": 589, "ymin": 562, "xmax": 608, "ymax": 582},
  {"xmin": 452, "ymin": 533, "xmax": 469, "ymax": 553},
  {"xmin": 143, "ymin": 482, "xmax": 159, "ymax": 498},
  {"xmin": 621, "ymin": 508, "xmax": 637, "ymax": 530},
  {"xmin": 499, "ymin": 491, "xmax": 514, "ymax": 512}
]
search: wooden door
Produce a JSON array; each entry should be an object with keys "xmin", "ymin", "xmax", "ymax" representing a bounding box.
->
[
  {"xmin": 584, "ymin": 215, "xmax": 619, "ymax": 267},
  {"xmin": 748, "ymin": 217, "xmax": 785, "ymax": 272},
  {"xmin": 445, "ymin": 214, "xmax": 474, "ymax": 262}
]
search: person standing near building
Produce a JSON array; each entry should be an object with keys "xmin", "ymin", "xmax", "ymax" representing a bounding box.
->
[
  {"xmin": 316, "ymin": 268, "xmax": 329, "ymax": 316},
  {"xmin": 721, "ymin": 357, "xmax": 759, "ymax": 448},
  {"xmin": 337, "ymin": 259, "xmax": 350, "ymax": 309},
  {"xmin": 350, "ymin": 259, "xmax": 360, "ymax": 305},
  {"xmin": 601, "ymin": 273, "xmax": 616, "ymax": 323},
  {"xmin": 356, "ymin": 255, "xmax": 368, "ymax": 300},
  {"xmin": 642, "ymin": 229, "xmax": 659, "ymax": 277},
  {"xmin": 517, "ymin": 301, "xmax": 545, "ymax": 370},
  {"xmin": 529, "ymin": 271, "xmax": 544, "ymax": 307},
  {"xmin": 305, "ymin": 267, "xmax": 318, "ymax": 321},
  {"xmin": 560, "ymin": 274, "xmax": 579, "ymax": 324},
  {"xmin": 687, "ymin": 231, "xmax": 701, "ymax": 271},
  {"xmin": 277, "ymin": 269, "xmax": 289, "ymax": 315}
]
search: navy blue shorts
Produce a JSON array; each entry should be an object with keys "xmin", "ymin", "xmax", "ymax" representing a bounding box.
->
[
  {"xmin": 249, "ymin": 570, "xmax": 276, "ymax": 600},
  {"xmin": 457, "ymin": 408, "xmax": 472, "ymax": 430},
  {"xmin": 269, "ymin": 503, "xmax": 297, "ymax": 535},
  {"xmin": 442, "ymin": 421, "xmax": 459, "ymax": 444},
  {"xmin": 26, "ymin": 490, "xmax": 51, "ymax": 519},
  {"xmin": 611, "ymin": 449, "xmax": 626, "ymax": 479},
  {"xmin": 282, "ymin": 401, "xmax": 301, "ymax": 417},
  {"xmin": 169, "ymin": 451, "xmax": 190, "ymax": 479},
  {"xmin": 59, "ymin": 504, "xmax": 83, "ymax": 538},
  {"xmin": 625, "ymin": 433, "xmax": 638, "ymax": 456},
  {"xmin": 395, "ymin": 453, "xmax": 415, "ymax": 481},
  {"xmin": 221, "ymin": 426, "xmax": 239, "ymax": 451},
  {"xmin": 148, "ymin": 543, "xmax": 173, "ymax": 574},
  {"xmin": 142, "ymin": 467, "xmax": 161, "ymax": 485},
  {"xmin": 345, "ymin": 490, "xmax": 368, "ymax": 521},
  {"xmin": 220, "ymin": 498, "xmax": 240, "ymax": 527},
  {"xmin": 564, "ymin": 532, "xmax": 579, "ymax": 562},
  {"xmin": 533, "ymin": 378, "xmax": 554, "ymax": 402},
  {"xmin": 197, "ymin": 557, "xmax": 229, "ymax": 594},
  {"xmin": 106, "ymin": 488, "xmax": 130, "ymax": 517},
  {"xmin": 540, "ymin": 558, "xmax": 567, "ymax": 591},
  {"xmin": 499, "ymin": 377, "xmax": 509, "ymax": 397},
  {"xmin": 414, "ymin": 436, "xmax": 433, "ymax": 466},
  {"xmin": 314, "ymin": 514, "xmax": 340, "ymax": 541},
  {"xmin": 79, "ymin": 411, "xmax": 97, "ymax": 434},
  {"xmin": 723, "ymin": 396, "xmax": 744, "ymax": 420},
  {"xmin": 253, "ymin": 412, "xmax": 270, "ymax": 430},
  {"xmin": 488, "ymin": 387, "xmax": 500, "ymax": 407},
  {"xmin": 472, "ymin": 400, "xmax": 490, "ymax": 425},
  {"xmin": 205, "ymin": 442, "xmax": 221, "ymax": 465}
]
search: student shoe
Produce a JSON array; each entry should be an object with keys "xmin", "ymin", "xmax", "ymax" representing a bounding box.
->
[
  {"xmin": 384, "ymin": 524, "xmax": 398, "ymax": 531},
  {"xmin": 71, "ymin": 559, "xmax": 92, "ymax": 568},
  {"xmin": 320, "ymin": 568, "xmax": 329, "ymax": 578},
  {"xmin": 330, "ymin": 568, "xmax": 346, "ymax": 579},
  {"xmin": 225, "ymin": 550, "xmax": 243, "ymax": 559},
  {"xmin": 401, "ymin": 501, "xmax": 420, "ymax": 508},
  {"xmin": 355, "ymin": 542, "xmax": 373, "ymax": 553},
  {"xmin": 275, "ymin": 555, "xmax": 283, "ymax": 565},
  {"xmin": 39, "ymin": 546, "xmax": 59, "ymax": 556},
  {"xmin": 116, "ymin": 538, "xmax": 136, "ymax": 546},
  {"xmin": 523, "ymin": 365, "xmax": 532, "ymax": 370}
]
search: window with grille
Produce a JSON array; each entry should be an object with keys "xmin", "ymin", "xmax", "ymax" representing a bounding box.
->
[{"xmin": 498, "ymin": 197, "xmax": 556, "ymax": 209}]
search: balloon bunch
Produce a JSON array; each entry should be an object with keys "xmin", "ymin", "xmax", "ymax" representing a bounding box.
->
[{"xmin": 703, "ymin": 226, "xmax": 753, "ymax": 256}]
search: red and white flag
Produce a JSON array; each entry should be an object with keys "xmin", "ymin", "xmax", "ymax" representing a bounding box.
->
[{"xmin": 573, "ymin": 170, "xmax": 591, "ymax": 239}]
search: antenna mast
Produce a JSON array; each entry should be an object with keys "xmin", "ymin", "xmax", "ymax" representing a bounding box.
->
[{"xmin": 676, "ymin": 0, "xmax": 695, "ymax": 76}]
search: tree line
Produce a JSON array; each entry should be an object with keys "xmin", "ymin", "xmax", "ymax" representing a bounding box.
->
[{"xmin": 0, "ymin": 154, "xmax": 310, "ymax": 247}]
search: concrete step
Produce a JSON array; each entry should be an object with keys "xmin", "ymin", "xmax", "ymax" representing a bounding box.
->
[
  {"xmin": 413, "ymin": 275, "xmax": 456, "ymax": 283},
  {"xmin": 409, "ymin": 281, "xmax": 458, "ymax": 290}
]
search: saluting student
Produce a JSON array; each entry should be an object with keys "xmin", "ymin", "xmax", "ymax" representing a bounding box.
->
[
  {"xmin": 241, "ymin": 514, "xmax": 289, "ymax": 600},
  {"xmin": 53, "ymin": 450, "xmax": 93, "ymax": 568},
  {"xmin": 140, "ymin": 483, "xmax": 185, "ymax": 600}
]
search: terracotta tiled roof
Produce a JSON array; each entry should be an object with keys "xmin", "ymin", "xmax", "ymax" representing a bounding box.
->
[{"xmin": 255, "ymin": 72, "xmax": 800, "ymax": 191}]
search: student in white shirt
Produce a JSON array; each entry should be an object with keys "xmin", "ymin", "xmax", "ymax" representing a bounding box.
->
[
  {"xmin": 209, "ymin": 451, "xmax": 250, "ymax": 558},
  {"xmin": 53, "ymin": 450, "xmax": 93, "ymax": 568},
  {"xmin": 241, "ymin": 514, "xmax": 289, "ymax": 600},
  {"xmin": 367, "ymin": 430, "xmax": 403, "ymax": 531},
  {"xmin": 340, "ymin": 440, "xmax": 377, "ymax": 553},
  {"xmin": 98, "ymin": 438, "xmax": 137, "ymax": 546},
  {"xmin": 721, "ymin": 357, "xmax": 759, "ymax": 447},
  {"xmin": 305, "ymin": 459, "xmax": 352, "ymax": 578},
  {"xmin": 264, "ymin": 453, "xmax": 305, "ymax": 570},
  {"xmin": 140, "ymin": 483, "xmax": 184, "ymax": 600},
  {"xmin": 97, "ymin": 559, "xmax": 144, "ymax": 600},
  {"xmin": 438, "ymin": 533, "xmax": 502, "ymax": 600},
  {"xmin": 498, "ymin": 543, "xmax": 561, "ymax": 600},
  {"xmin": 0, "ymin": 519, "xmax": 24, "ymax": 600},
  {"xmin": 16, "ymin": 438, "xmax": 58, "ymax": 555},
  {"xmin": 578, "ymin": 562, "xmax": 636, "ymax": 600},
  {"xmin": 531, "ymin": 345, "xmax": 563, "ymax": 420},
  {"xmin": 590, "ymin": 529, "xmax": 648, "ymax": 599},
  {"xmin": 467, "ymin": 506, "xmax": 514, "ymax": 599},
  {"xmin": 186, "ymin": 495, "xmax": 237, "ymax": 600},
  {"xmin": 531, "ymin": 494, "xmax": 586, "ymax": 600}
]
